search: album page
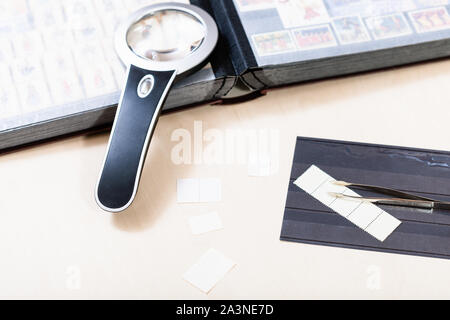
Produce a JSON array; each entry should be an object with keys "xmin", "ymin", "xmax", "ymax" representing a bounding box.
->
[
  {"xmin": 233, "ymin": 0, "xmax": 450, "ymax": 66},
  {"xmin": 0, "ymin": 0, "xmax": 228, "ymax": 150}
]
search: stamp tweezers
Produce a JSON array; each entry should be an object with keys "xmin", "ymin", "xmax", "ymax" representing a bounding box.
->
[{"xmin": 330, "ymin": 181, "xmax": 450, "ymax": 210}]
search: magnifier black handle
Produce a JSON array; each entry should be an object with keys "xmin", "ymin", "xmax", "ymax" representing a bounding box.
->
[{"xmin": 96, "ymin": 65, "xmax": 177, "ymax": 212}]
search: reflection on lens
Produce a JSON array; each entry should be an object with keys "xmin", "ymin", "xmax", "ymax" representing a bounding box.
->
[{"xmin": 126, "ymin": 9, "xmax": 206, "ymax": 62}]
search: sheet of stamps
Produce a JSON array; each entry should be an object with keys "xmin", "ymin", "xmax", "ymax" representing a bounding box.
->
[
  {"xmin": 252, "ymin": 30, "xmax": 296, "ymax": 56},
  {"xmin": 235, "ymin": 0, "xmax": 276, "ymax": 12},
  {"xmin": 291, "ymin": 24, "xmax": 338, "ymax": 50},
  {"xmin": 0, "ymin": 0, "xmax": 195, "ymax": 124},
  {"xmin": 332, "ymin": 15, "xmax": 371, "ymax": 44},
  {"xmin": 2, "ymin": 0, "xmax": 450, "ymax": 122},
  {"xmin": 409, "ymin": 6, "xmax": 450, "ymax": 33},
  {"xmin": 365, "ymin": 13, "xmax": 412, "ymax": 39},
  {"xmin": 277, "ymin": 0, "xmax": 330, "ymax": 28}
]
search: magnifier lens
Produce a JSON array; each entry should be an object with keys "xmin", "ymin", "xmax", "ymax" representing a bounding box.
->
[{"xmin": 126, "ymin": 9, "xmax": 206, "ymax": 62}]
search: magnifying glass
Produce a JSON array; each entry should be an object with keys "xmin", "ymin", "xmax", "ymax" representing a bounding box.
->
[{"xmin": 95, "ymin": 3, "xmax": 218, "ymax": 212}]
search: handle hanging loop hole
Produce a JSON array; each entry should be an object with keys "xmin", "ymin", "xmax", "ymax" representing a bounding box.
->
[{"xmin": 137, "ymin": 75, "xmax": 155, "ymax": 98}]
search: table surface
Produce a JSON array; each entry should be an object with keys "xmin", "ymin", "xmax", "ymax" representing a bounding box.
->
[{"xmin": 1, "ymin": 59, "xmax": 450, "ymax": 299}]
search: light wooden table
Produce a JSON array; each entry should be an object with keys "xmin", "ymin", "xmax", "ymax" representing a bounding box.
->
[{"xmin": 1, "ymin": 60, "xmax": 450, "ymax": 299}]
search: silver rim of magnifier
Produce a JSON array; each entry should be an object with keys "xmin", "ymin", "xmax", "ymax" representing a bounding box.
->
[{"xmin": 115, "ymin": 2, "xmax": 218, "ymax": 75}]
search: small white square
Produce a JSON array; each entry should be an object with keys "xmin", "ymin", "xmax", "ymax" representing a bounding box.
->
[
  {"xmin": 199, "ymin": 178, "xmax": 221, "ymax": 202},
  {"xmin": 347, "ymin": 202, "xmax": 383, "ymax": 229},
  {"xmin": 312, "ymin": 179, "xmax": 346, "ymax": 207},
  {"xmin": 188, "ymin": 211, "xmax": 223, "ymax": 235},
  {"xmin": 366, "ymin": 212, "xmax": 402, "ymax": 242},
  {"xmin": 329, "ymin": 199, "xmax": 360, "ymax": 217},
  {"xmin": 329, "ymin": 189, "xmax": 362, "ymax": 217},
  {"xmin": 183, "ymin": 249, "xmax": 235, "ymax": 294},
  {"xmin": 294, "ymin": 165, "xmax": 331, "ymax": 194},
  {"xmin": 177, "ymin": 179, "xmax": 200, "ymax": 203}
]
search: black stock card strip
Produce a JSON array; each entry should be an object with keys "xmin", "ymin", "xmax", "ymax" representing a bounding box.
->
[{"xmin": 281, "ymin": 137, "xmax": 450, "ymax": 260}]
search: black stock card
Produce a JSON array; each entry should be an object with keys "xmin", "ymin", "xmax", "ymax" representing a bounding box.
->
[{"xmin": 281, "ymin": 137, "xmax": 450, "ymax": 260}]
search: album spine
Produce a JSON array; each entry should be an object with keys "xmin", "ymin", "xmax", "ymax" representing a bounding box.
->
[
  {"xmin": 190, "ymin": 0, "xmax": 237, "ymax": 80},
  {"xmin": 214, "ymin": 0, "xmax": 258, "ymax": 75},
  {"xmin": 204, "ymin": 0, "xmax": 258, "ymax": 76},
  {"xmin": 190, "ymin": 0, "xmax": 269, "ymax": 98},
  {"xmin": 210, "ymin": 0, "xmax": 271, "ymax": 91}
]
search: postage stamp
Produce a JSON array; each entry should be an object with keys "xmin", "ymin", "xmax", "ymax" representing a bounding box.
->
[
  {"xmin": 365, "ymin": 13, "xmax": 412, "ymax": 39},
  {"xmin": 235, "ymin": 0, "xmax": 276, "ymax": 12},
  {"xmin": 325, "ymin": 0, "xmax": 368, "ymax": 17},
  {"xmin": 371, "ymin": 0, "xmax": 417, "ymax": 15},
  {"xmin": 408, "ymin": 6, "xmax": 450, "ymax": 33},
  {"xmin": 277, "ymin": 0, "xmax": 330, "ymax": 28},
  {"xmin": 415, "ymin": 0, "xmax": 449, "ymax": 10},
  {"xmin": 332, "ymin": 15, "xmax": 371, "ymax": 44},
  {"xmin": 291, "ymin": 24, "xmax": 337, "ymax": 50},
  {"xmin": 325, "ymin": 0, "xmax": 417, "ymax": 18},
  {"xmin": 252, "ymin": 30, "xmax": 296, "ymax": 56}
]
